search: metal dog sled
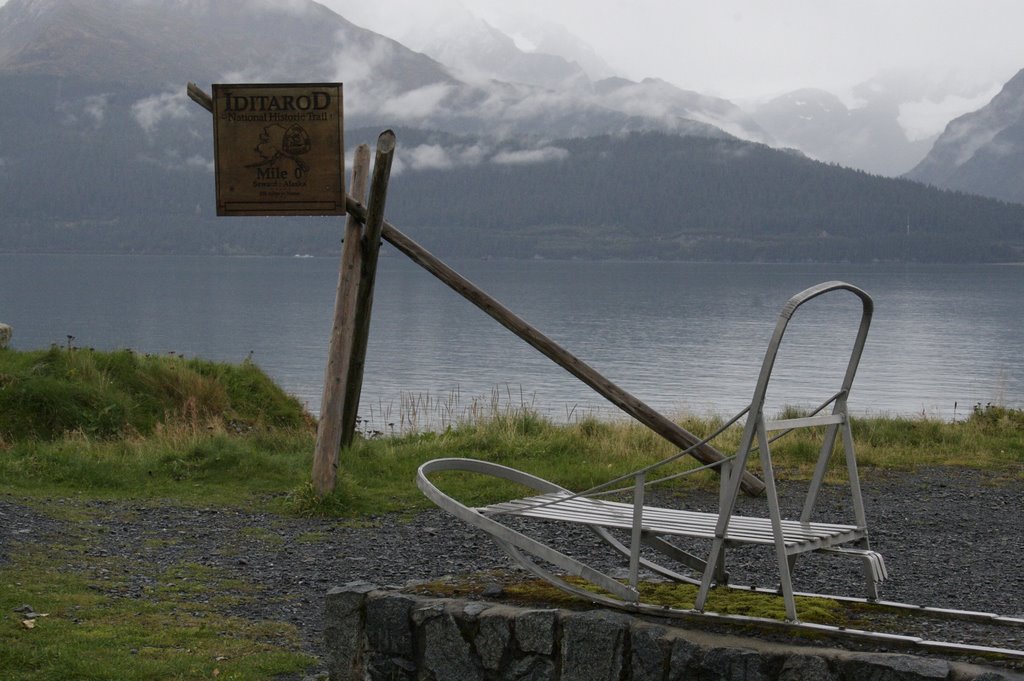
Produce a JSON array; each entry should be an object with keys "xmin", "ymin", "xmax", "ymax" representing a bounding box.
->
[{"xmin": 417, "ymin": 281, "xmax": 885, "ymax": 622}]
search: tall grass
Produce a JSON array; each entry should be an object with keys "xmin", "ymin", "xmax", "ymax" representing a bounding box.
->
[
  {"xmin": 1, "ymin": 347, "xmax": 1020, "ymax": 516},
  {"xmin": 0, "ymin": 346, "xmax": 311, "ymax": 441}
]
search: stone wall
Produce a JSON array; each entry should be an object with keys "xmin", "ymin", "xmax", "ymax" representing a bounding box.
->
[{"xmin": 324, "ymin": 582, "xmax": 1021, "ymax": 681}]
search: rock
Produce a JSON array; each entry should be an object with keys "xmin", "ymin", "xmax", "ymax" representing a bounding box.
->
[
  {"xmin": 514, "ymin": 609, "xmax": 557, "ymax": 656},
  {"xmin": 413, "ymin": 602, "xmax": 483, "ymax": 681},
  {"xmin": 482, "ymin": 582, "xmax": 505, "ymax": 598},
  {"xmin": 0, "ymin": 323, "xmax": 10, "ymax": 349},
  {"xmin": 504, "ymin": 655, "xmax": 556, "ymax": 681},
  {"xmin": 778, "ymin": 654, "xmax": 836, "ymax": 681},
  {"xmin": 463, "ymin": 602, "xmax": 488, "ymax": 618},
  {"xmin": 365, "ymin": 593, "xmax": 415, "ymax": 656},
  {"xmin": 668, "ymin": 637, "xmax": 704, "ymax": 681},
  {"xmin": 837, "ymin": 653, "xmax": 949, "ymax": 680},
  {"xmin": 324, "ymin": 582, "xmax": 375, "ymax": 681},
  {"xmin": 560, "ymin": 610, "xmax": 629, "ymax": 681},
  {"xmin": 697, "ymin": 646, "xmax": 771, "ymax": 681},
  {"xmin": 365, "ymin": 654, "xmax": 415, "ymax": 680},
  {"xmin": 474, "ymin": 607, "xmax": 513, "ymax": 671},
  {"xmin": 630, "ymin": 624, "xmax": 671, "ymax": 681}
]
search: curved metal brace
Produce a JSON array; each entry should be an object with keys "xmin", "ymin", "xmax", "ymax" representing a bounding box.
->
[
  {"xmin": 416, "ymin": 458, "xmax": 699, "ymax": 604},
  {"xmin": 755, "ymin": 281, "xmax": 873, "ymax": 420}
]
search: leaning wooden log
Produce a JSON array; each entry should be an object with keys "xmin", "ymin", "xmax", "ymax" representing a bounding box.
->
[{"xmin": 345, "ymin": 198, "xmax": 766, "ymax": 497}]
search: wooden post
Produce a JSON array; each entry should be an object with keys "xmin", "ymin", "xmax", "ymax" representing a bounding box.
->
[
  {"xmin": 311, "ymin": 144, "xmax": 371, "ymax": 496},
  {"xmin": 343, "ymin": 199, "xmax": 766, "ymax": 497},
  {"xmin": 339, "ymin": 130, "xmax": 397, "ymax": 449}
]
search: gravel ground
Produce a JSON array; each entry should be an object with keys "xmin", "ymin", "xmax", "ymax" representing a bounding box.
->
[{"xmin": 2, "ymin": 467, "xmax": 1023, "ymax": 678}]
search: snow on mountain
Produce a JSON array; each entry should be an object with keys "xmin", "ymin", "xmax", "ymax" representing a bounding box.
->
[
  {"xmin": 905, "ymin": 68, "xmax": 1024, "ymax": 204},
  {"xmin": 751, "ymin": 87, "xmax": 936, "ymax": 176}
]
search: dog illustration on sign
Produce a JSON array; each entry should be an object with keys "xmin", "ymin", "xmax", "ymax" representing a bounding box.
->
[{"xmin": 247, "ymin": 123, "xmax": 311, "ymax": 174}]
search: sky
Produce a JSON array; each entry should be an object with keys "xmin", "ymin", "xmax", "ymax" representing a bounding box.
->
[
  {"xmin": 2, "ymin": 0, "xmax": 1021, "ymax": 140},
  {"xmin": 317, "ymin": 0, "xmax": 1024, "ymax": 130},
  {"xmin": 1, "ymin": 0, "xmax": 1021, "ymax": 102}
]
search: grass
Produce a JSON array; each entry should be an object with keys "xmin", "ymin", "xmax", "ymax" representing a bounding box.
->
[
  {"xmin": 0, "ymin": 545, "xmax": 314, "ymax": 681},
  {"xmin": 0, "ymin": 345, "xmax": 311, "ymax": 442},
  {"xmin": 1, "ymin": 344, "xmax": 1021, "ymax": 514}
]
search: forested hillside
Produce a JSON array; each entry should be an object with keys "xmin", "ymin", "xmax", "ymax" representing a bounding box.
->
[
  {"xmin": 3, "ymin": 123, "xmax": 1023, "ymax": 261},
  {"xmin": 382, "ymin": 131, "xmax": 1024, "ymax": 261}
]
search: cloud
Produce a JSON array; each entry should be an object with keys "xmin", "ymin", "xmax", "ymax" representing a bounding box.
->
[
  {"xmin": 984, "ymin": 138, "xmax": 1018, "ymax": 158},
  {"xmin": 322, "ymin": 0, "xmax": 467, "ymax": 51},
  {"xmin": 399, "ymin": 142, "xmax": 492, "ymax": 171},
  {"xmin": 318, "ymin": 0, "xmax": 1024, "ymax": 106},
  {"xmin": 361, "ymin": 138, "xmax": 559, "ymax": 176},
  {"xmin": 328, "ymin": 38, "xmax": 406, "ymax": 117},
  {"xmin": 403, "ymin": 144, "xmax": 453, "ymax": 171},
  {"xmin": 185, "ymin": 155, "xmax": 214, "ymax": 172},
  {"xmin": 135, "ymin": 149, "xmax": 212, "ymax": 173},
  {"xmin": 897, "ymin": 86, "xmax": 1001, "ymax": 141},
  {"xmin": 478, "ymin": 85, "xmax": 577, "ymax": 121},
  {"xmin": 379, "ymin": 83, "xmax": 453, "ymax": 121},
  {"xmin": 492, "ymin": 146, "xmax": 569, "ymax": 165},
  {"xmin": 83, "ymin": 95, "xmax": 110, "ymax": 125},
  {"xmin": 132, "ymin": 91, "xmax": 192, "ymax": 134},
  {"xmin": 944, "ymin": 118, "xmax": 1003, "ymax": 167},
  {"xmin": 57, "ymin": 94, "xmax": 112, "ymax": 130}
]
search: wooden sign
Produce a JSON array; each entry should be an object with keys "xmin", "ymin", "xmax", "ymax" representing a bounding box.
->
[{"xmin": 212, "ymin": 83, "xmax": 344, "ymax": 216}]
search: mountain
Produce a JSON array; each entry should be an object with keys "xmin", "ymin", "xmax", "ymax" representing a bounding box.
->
[
  {"xmin": 378, "ymin": 7, "xmax": 590, "ymax": 90},
  {"xmin": 479, "ymin": 10, "xmax": 616, "ymax": 82},
  {"xmin": 0, "ymin": 0, "xmax": 767, "ymax": 145},
  {"xmin": 0, "ymin": 0, "xmax": 1021, "ymax": 262},
  {"xmin": 752, "ymin": 88, "xmax": 936, "ymax": 177},
  {"xmin": 0, "ymin": 0, "xmax": 458, "ymax": 91},
  {"xmin": 378, "ymin": 130, "xmax": 1024, "ymax": 262},
  {"xmin": 593, "ymin": 77, "xmax": 770, "ymax": 144},
  {"xmin": 905, "ymin": 68, "xmax": 1024, "ymax": 205},
  {"xmin": 5, "ymin": 124, "xmax": 1022, "ymax": 263}
]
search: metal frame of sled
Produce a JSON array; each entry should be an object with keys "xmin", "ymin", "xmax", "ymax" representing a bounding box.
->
[{"xmin": 417, "ymin": 281, "xmax": 886, "ymax": 622}]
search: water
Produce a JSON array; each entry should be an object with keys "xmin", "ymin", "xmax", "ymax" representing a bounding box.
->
[{"xmin": 2, "ymin": 253, "xmax": 1021, "ymax": 430}]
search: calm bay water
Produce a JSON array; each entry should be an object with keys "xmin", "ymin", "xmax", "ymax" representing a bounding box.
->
[{"xmin": 2, "ymin": 253, "xmax": 1021, "ymax": 430}]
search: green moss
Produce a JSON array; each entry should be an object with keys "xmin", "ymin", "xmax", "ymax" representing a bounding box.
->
[{"xmin": 412, "ymin": 574, "xmax": 847, "ymax": 625}]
